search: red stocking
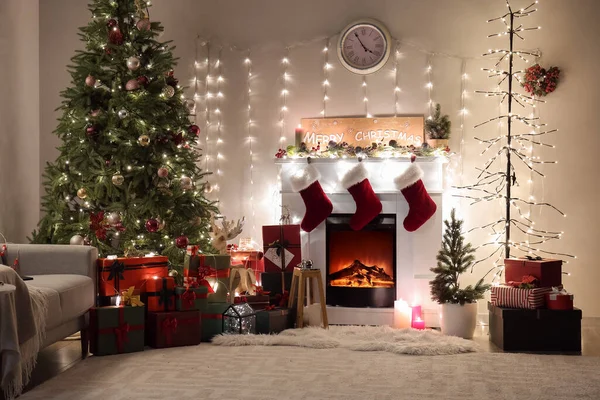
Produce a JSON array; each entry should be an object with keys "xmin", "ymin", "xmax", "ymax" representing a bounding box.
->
[
  {"xmin": 290, "ymin": 165, "xmax": 333, "ymax": 232},
  {"xmin": 394, "ymin": 162, "xmax": 436, "ymax": 232},
  {"xmin": 341, "ymin": 163, "xmax": 382, "ymax": 231}
]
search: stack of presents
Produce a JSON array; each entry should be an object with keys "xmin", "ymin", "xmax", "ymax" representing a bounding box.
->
[
  {"xmin": 489, "ymin": 257, "xmax": 581, "ymax": 352},
  {"xmin": 89, "ymin": 224, "xmax": 303, "ymax": 356}
]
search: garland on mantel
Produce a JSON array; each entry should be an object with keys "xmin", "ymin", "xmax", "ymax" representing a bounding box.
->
[{"xmin": 275, "ymin": 140, "xmax": 450, "ymax": 159}]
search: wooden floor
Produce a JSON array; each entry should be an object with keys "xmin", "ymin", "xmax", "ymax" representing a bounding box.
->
[{"xmin": 21, "ymin": 320, "xmax": 600, "ymax": 395}]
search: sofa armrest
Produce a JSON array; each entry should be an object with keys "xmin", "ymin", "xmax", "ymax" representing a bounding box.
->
[{"xmin": 4, "ymin": 244, "xmax": 97, "ymax": 285}]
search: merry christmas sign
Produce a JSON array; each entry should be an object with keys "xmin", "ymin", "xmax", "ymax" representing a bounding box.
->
[{"xmin": 297, "ymin": 116, "xmax": 424, "ymax": 147}]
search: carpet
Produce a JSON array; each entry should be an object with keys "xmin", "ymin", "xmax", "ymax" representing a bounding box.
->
[
  {"xmin": 212, "ymin": 325, "xmax": 480, "ymax": 355},
  {"xmin": 20, "ymin": 342, "xmax": 600, "ymax": 400}
]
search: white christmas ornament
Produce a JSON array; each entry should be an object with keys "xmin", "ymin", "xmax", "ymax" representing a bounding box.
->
[
  {"xmin": 117, "ymin": 109, "xmax": 128, "ymax": 119},
  {"xmin": 70, "ymin": 234, "xmax": 85, "ymax": 245},
  {"xmin": 127, "ymin": 56, "xmax": 141, "ymax": 71},
  {"xmin": 106, "ymin": 212, "xmax": 121, "ymax": 225}
]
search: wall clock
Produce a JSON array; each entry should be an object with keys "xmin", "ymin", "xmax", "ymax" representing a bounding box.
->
[{"xmin": 337, "ymin": 18, "xmax": 392, "ymax": 75}]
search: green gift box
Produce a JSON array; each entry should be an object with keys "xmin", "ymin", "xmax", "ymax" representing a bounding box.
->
[
  {"xmin": 256, "ymin": 308, "xmax": 294, "ymax": 334},
  {"xmin": 175, "ymin": 286, "xmax": 209, "ymax": 311},
  {"xmin": 90, "ymin": 306, "xmax": 145, "ymax": 356},
  {"xmin": 184, "ymin": 248, "xmax": 235, "ymax": 303},
  {"xmin": 201, "ymin": 302, "xmax": 230, "ymax": 342}
]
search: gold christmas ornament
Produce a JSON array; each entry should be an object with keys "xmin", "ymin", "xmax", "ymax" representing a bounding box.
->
[
  {"xmin": 112, "ymin": 174, "xmax": 125, "ymax": 186},
  {"xmin": 138, "ymin": 134, "xmax": 151, "ymax": 146},
  {"xmin": 126, "ymin": 56, "xmax": 141, "ymax": 71},
  {"xmin": 77, "ymin": 188, "xmax": 87, "ymax": 199},
  {"xmin": 162, "ymin": 85, "xmax": 175, "ymax": 98}
]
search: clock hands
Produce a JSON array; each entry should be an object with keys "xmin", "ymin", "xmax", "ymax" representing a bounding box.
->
[{"xmin": 354, "ymin": 32, "xmax": 375, "ymax": 55}]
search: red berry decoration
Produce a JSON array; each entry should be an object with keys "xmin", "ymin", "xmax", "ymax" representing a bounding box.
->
[
  {"xmin": 137, "ymin": 75, "xmax": 149, "ymax": 86},
  {"xmin": 175, "ymin": 235, "xmax": 189, "ymax": 249},
  {"xmin": 188, "ymin": 125, "xmax": 201, "ymax": 136},
  {"xmin": 108, "ymin": 29, "xmax": 124, "ymax": 45},
  {"xmin": 107, "ymin": 19, "xmax": 118, "ymax": 28},
  {"xmin": 145, "ymin": 218, "xmax": 159, "ymax": 233}
]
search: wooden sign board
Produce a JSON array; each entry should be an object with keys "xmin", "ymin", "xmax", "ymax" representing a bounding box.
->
[{"xmin": 298, "ymin": 116, "xmax": 424, "ymax": 147}]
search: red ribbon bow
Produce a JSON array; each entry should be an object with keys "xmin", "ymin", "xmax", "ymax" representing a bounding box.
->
[
  {"xmin": 182, "ymin": 289, "xmax": 197, "ymax": 309},
  {"xmin": 265, "ymin": 305, "xmax": 276, "ymax": 311},
  {"xmin": 113, "ymin": 323, "xmax": 130, "ymax": 353},
  {"xmin": 161, "ymin": 317, "xmax": 178, "ymax": 346},
  {"xmin": 189, "ymin": 280, "xmax": 200, "ymax": 289}
]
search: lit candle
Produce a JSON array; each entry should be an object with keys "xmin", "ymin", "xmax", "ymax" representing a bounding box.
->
[
  {"xmin": 393, "ymin": 299, "xmax": 412, "ymax": 329},
  {"xmin": 412, "ymin": 316, "xmax": 425, "ymax": 330},
  {"xmin": 115, "ymin": 295, "xmax": 121, "ymax": 307},
  {"xmin": 411, "ymin": 305, "xmax": 422, "ymax": 325},
  {"xmin": 295, "ymin": 125, "xmax": 305, "ymax": 137}
]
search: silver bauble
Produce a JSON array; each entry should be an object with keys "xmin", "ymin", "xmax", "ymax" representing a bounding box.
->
[
  {"xmin": 162, "ymin": 85, "xmax": 175, "ymax": 98},
  {"xmin": 106, "ymin": 212, "xmax": 121, "ymax": 225},
  {"xmin": 203, "ymin": 182, "xmax": 213, "ymax": 194},
  {"xmin": 70, "ymin": 234, "xmax": 85, "ymax": 245},
  {"xmin": 126, "ymin": 56, "xmax": 141, "ymax": 71},
  {"xmin": 112, "ymin": 174, "xmax": 125, "ymax": 186},
  {"xmin": 180, "ymin": 176, "xmax": 193, "ymax": 190},
  {"xmin": 184, "ymin": 99, "xmax": 196, "ymax": 112},
  {"xmin": 117, "ymin": 109, "xmax": 128, "ymax": 119}
]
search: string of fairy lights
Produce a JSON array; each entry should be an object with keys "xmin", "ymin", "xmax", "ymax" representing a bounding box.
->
[
  {"xmin": 363, "ymin": 76, "xmax": 370, "ymax": 117},
  {"xmin": 281, "ymin": 48, "xmax": 290, "ymax": 145},
  {"xmin": 394, "ymin": 41, "xmax": 402, "ymax": 116},
  {"xmin": 426, "ymin": 56, "xmax": 433, "ymax": 120},
  {"xmin": 455, "ymin": 0, "xmax": 574, "ymax": 281},
  {"xmin": 214, "ymin": 47, "xmax": 224, "ymax": 201},
  {"xmin": 322, "ymin": 39, "xmax": 331, "ymax": 117},
  {"xmin": 244, "ymin": 53, "xmax": 256, "ymax": 239}
]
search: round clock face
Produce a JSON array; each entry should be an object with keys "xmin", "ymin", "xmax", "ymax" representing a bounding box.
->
[{"xmin": 338, "ymin": 20, "xmax": 391, "ymax": 74}]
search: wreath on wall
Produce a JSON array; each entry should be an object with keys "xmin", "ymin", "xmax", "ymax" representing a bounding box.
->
[{"xmin": 522, "ymin": 64, "xmax": 561, "ymax": 97}]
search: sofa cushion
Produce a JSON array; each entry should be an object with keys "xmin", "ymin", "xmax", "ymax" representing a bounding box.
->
[{"xmin": 26, "ymin": 274, "xmax": 94, "ymax": 328}]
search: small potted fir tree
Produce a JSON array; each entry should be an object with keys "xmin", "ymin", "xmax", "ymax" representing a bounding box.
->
[
  {"xmin": 429, "ymin": 209, "xmax": 490, "ymax": 339},
  {"xmin": 425, "ymin": 103, "xmax": 451, "ymax": 148}
]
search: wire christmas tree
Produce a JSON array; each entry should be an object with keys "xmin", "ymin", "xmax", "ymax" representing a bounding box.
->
[
  {"xmin": 457, "ymin": 0, "xmax": 573, "ymax": 281},
  {"xmin": 32, "ymin": 0, "xmax": 217, "ymax": 267}
]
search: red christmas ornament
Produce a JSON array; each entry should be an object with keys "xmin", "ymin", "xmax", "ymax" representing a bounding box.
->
[
  {"xmin": 188, "ymin": 125, "xmax": 201, "ymax": 136},
  {"xmin": 85, "ymin": 75, "xmax": 96, "ymax": 87},
  {"xmin": 145, "ymin": 218, "xmax": 159, "ymax": 233},
  {"xmin": 105, "ymin": 159, "xmax": 112, "ymax": 166},
  {"xmin": 137, "ymin": 75, "xmax": 149, "ymax": 86},
  {"xmin": 108, "ymin": 29, "xmax": 124, "ymax": 45},
  {"xmin": 86, "ymin": 125, "xmax": 99, "ymax": 138},
  {"xmin": 107, "ymin": 19, "xmax": 118, "ymax": 28},
  {"xmin": 136, "ymin": 18, "xmax": 151, "ymax": 31},
  {"xmin": 157, "ymin": 167, "xmax": 169, "ymax": 178},
  {"xmin": 175, "ymin": 235, "xmax": 189, "ymax": 249},
  {"xmin": 171, "ymin": 132, "xmax": 184, "ymax": 145},
  {"xmin": 125, "ymin": 79, "xmax": 140, "ymax": 91}
]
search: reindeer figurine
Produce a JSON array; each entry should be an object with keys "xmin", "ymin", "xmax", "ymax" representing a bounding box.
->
[{"xmin": 210, "ymin": 216, "xmax": 245, "ymax": 254}]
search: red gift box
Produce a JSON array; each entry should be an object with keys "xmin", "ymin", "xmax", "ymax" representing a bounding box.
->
[
  {"xmin": 546, "ymin": 290, "xmax": 574, "ymax": 310},
  {"xmin": 97, "ymin": 256, "xmax": 169, "ymax": 303},
  {"xmin": 262, "ymin": 225, "xmax": 301, "ymax": 273},
  {"xmin": 504, "ymin": 258, "xmax": 562, "ymax": 288},
  {"xmin": 230, "ymin": 250, "xmax": 265, "ymax": 282},
  {"xmin": 490, "ymin": 285, "xmax": 553, "ymax": 309},
  {"xmin": 142, "ymin": 276, "xmax": 176, "ymax": 312},
  {"xmin": 146, "ymin": 311, "xmax": 202, "ymax": 348}
]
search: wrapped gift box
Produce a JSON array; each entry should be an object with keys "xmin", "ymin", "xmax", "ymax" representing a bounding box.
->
[
  {"xmin": 262, "ymin": 225, "xmax": 301, "ymax": 273},
  {"xmin": 546, "ymin": 290, "xmax": 574, "ymax": 310},
  {"xmin": 175, "ymin": 286, "xmax": 209, "ymax": 311},
  {"xmin": 141, "ymin": 276, "xmax": 175, "ymax": 312},
  {"xmin": 234, "ymin": 294, "xmax": 270, "ymax": 310},
  {"xmin": 261, "ymin": 271, "xmax": 293, "ymax": 297},
  {"xmin": 229, "ymin": 250, "xmax": 265, "ymax": 280},
  {"xmin": 256, "ymin": 308, "xmax": 294, "ymax": 334},
  {"xmin": 184, "ymin": 247, "xmax": 233, "ymax": 302},
  {"xmin": 201, "ymin": 303, "xmax": 230, "ymax": 342},
  {"xmin": 504, "ymin": 258, "xmax": 562, "ymax": 288},
  {"xmin": 90, "ymin": 306, "xmax": 145, "ymax": 356},
  {"xmin": 490, "ymin": 285, "xmax": 553, "ymax": 309},
  {"xmin": 97, "ymin": 256, "xmax": 168, "ymax": 305},
  {"xmin": 146, "ymin": 310, "xmax": 202, "ymax": 348},
  {"xmin": 488, "ymin": 302, "xmax": 582, "ymax": 352}
]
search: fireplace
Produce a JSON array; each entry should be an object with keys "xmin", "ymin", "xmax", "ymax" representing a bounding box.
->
[{"xmin": 326, "ymin": 214, "xmax": 396, "ymax": 308}]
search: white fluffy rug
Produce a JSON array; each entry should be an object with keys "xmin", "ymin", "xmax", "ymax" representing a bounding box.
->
[{"xmin": 212, "ymin": 325, "xmax": 479, "ymax": 355}]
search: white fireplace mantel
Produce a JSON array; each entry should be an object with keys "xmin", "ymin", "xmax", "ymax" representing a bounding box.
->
[{"xmin": 277, "ymin": 157, "xmax": 446, "ymax": 326}]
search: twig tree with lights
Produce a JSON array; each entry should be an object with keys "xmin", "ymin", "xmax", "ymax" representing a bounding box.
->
[
  {"xmin": 457, "ymin": 0, "xmax": 573, "ymax": 280},
  {"xmin": 32, "ymin": 0, "xmax": 217, "ymax": 267}
]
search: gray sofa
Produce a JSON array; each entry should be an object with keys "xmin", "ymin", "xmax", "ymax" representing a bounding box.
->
[{"xmin": 4, "ymin": 244, "xmax": 97, "ymax": 355}]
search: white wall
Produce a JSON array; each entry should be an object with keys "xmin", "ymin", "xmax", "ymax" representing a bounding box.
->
[
  {"xmin": 37, "ymin": 0, "xmax": 600, "ymax": 315},
  {"xmin": 0, "ymin": 0, "xmax": 40, "ymax": 242}
]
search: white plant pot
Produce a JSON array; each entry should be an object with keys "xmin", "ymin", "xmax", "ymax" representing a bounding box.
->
[{"xmin": 440, "ymin": 302, "xmax": 478, "ymax": 339}]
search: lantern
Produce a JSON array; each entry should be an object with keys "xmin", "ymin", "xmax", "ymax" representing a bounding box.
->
[{"xmin": 222, "ymin": 303, "xmax": 256, "ymax": 334}]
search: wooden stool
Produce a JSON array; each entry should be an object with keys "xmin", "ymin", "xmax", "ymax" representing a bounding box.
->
[{"xmin": 288, "ymin": 269, "xmax": 328, "ymax": 329}]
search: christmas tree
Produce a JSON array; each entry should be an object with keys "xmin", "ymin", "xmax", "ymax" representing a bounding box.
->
[
  {"xmin": 430, "ymin": 210, "xmax": 490, "ymax": 305},
  {"xmin": 32, "ymin": 0, "xmax": 217, "ymax": 269}
]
